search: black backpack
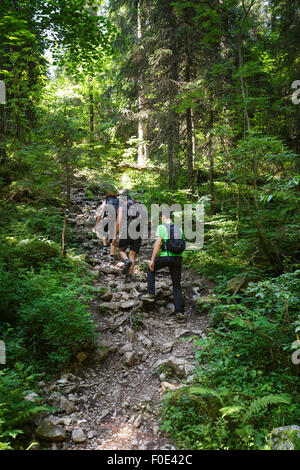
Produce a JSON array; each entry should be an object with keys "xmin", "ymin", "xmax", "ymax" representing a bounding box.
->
[
  {"xmin": 103, "ymin": 196, "xmax": 119, "ymax": 218},
  {"xmin": 162, "ymin": 223, "xmax": 186, "ymax": 255},
  {"xmin": 123, "ymin": 196, "xmax": 140, "ymax": 221}
]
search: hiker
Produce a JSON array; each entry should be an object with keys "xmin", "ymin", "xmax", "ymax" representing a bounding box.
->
[
  {"xmin": 95, "ymin": 192, "xmax": 119, "ymax": 263},
  {"xmin": 112, "ymin": 193, "xmax": 142, "ymax": 283},
  {"xmin": 141, "ymin": 210, "xmax": 186, "ymax": 322}
]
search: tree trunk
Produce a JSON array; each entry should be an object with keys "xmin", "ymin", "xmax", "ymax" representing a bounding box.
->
[
  {"xmin": 208, "ymin": 98, "xmax": 215, "ymax": 216},
  {"xmin": 186, "ymin": 106, "xmax": 194, "ymax": 191},
  {"xmin": 237, "ymin": 33, "xmax": 251, "ymax": 134},
  {"xmin": 184, "ymin": 13, "xmax": 195, "ymax": 191},
  {"xmin": 89, "ymin": 79, "xmax": 95, "ymax": 144},
  {"xmin": 62, "ymin": 165, "xmax": 71, "ymax": 257},
  {"xmin": 137, "ymin": 0, "xmax": 147, "ymax": 166}
]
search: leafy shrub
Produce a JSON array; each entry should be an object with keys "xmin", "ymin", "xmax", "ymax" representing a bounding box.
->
[
  {"xmin": 7, "ymin": 238, "xmax": 60, "ymax": 270},
  {"xmin": 1, "ymin": 267, "xmax": 96, "ymax": 367},
  {"xmin": 0, "ymin": 364, "xmax": 50, "ymax": 450},
  {"xmin": 161, "ymin": 386, "xmax": 292, "ymax": 449},
  {"xmin": 161, "ymin": 271, "xmax": 300, "ymax": 449}
]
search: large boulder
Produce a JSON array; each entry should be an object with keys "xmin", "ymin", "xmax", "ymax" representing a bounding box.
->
[
  {"xmin": 269, "ymin": 425, "xmax": 300, "ymax": 450},
  {"xmin": 35, "ymin": 422, "xmax": 66, "ymax": 442}
]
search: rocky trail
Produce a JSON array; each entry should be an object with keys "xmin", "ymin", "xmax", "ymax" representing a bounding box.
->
[{"xmin": 33, "ymin": 183, "xmax": 214, "ymax": 450}]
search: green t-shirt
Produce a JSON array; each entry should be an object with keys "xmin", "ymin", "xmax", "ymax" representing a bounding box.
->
[{"xmin": 156, "ymin": 224, "xmax": 185, "ymax": 257}]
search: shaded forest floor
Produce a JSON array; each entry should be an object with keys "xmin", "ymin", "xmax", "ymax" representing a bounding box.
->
[{"xmin": 37, "ymin": 182, "xmax": 214, "ymax": 450}]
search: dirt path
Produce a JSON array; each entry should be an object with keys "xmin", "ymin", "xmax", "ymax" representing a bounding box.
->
[{"xmin": 37, "ymin": 184, "xmax": 213, "ymax": 450}]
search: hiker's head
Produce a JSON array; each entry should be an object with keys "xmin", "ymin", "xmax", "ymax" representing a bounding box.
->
[
  {"xmin": 161, "ymin": 209, "xmax": 172, "ymax": 224},
  {"xmin": 105, "ymin": 192, "xmax": 117, "ymax": 199}
]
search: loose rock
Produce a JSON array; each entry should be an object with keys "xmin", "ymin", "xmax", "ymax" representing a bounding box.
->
[
  {"xmin": 35, "ymin": 422, "xmax": 66, "ymax": 442},
  {"xmin": 72, "ymin": 428, "xmax": 87, "ymax": 443}
]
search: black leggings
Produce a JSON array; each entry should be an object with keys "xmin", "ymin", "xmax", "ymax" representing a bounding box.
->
[{"xmin": 147, "ymin": 256, "xmax": 184, "ymax": 313}]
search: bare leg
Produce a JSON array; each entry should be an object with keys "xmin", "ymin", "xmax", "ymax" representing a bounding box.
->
[
  {"xmin": 128, "ymin": 250, "xmax": 136, "ymax": 274},
  {"xmin": 118, "ymin": 249, "xmax": 127, "ymax": 262},
  {"xmin": 110, "ymin": 242, "xmax": 116, "ymax": 256}
]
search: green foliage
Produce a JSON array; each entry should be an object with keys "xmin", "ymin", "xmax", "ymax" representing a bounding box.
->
[
  {"xmin": 0, "ymin": 264, "xmax": 96, "ymax": 367},
  {"xmin": 130, "ymin": 312, "xmax": 145, "ymax": 331},
  {"xmin": 0, "ymin": 364, "xmax": 50, "ymax": 450},
  {"xmin": 1, "ymin": 238, "xmax": 60, "ymax": 270},
  {"xmin": 161, "ymin": 270, "xmax": 300, "ymax": 449}
]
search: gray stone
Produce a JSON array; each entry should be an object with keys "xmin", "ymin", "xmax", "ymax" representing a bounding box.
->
[
  {"xmin": 72, "ymin": 428, "xmax": 86, "ymax": 443},
  {"xmin": 133, "ymin": 414, "xmax": 144, "ymax": 428},
  {"xmin": 35, "ymin": 422, "xmax": 66, "ymax": 442},
  {"xmin": 167, "ymin": 357, "xmax": 188, "ymax": 376},
  {"xmin": 131, "ymin": 288, "xmax": 140, "ymax": 298},
  {"xmin": 68, "ymin": 393, "xmax": 77, "ymax": 401},
  {"xmin": 24, "ymin": 392, "xmax": 40, "ymax": 403},
  {"xmin": 270, "ymin": 425, "xmax": 300, "ymax": 450},
  {"xmin": 138, "ymin": 334, "xmax": 152, "ymax": 349},
  {"xmin": 59, "ymin": 396, "xmax": 75, "ymax": 414},
  {"xmin": 162, "ymin": 341, "xmax": 174, "ymax": 353},
  {"xmin": 102, "ymin": 302, "xmax": 120, "ymax": 311},
  {"xmin": 123, "ymin": 351, "xmax": 135, "ymax": 367},
  {"xmin": 99, "ymin": 409, "xmax": 110, "ymax": 420},
  {"xmin": 121, "ymin": 300, "xmax": 135, "ymax": 309},
  {"xmin": 63, "ymin": 384, "xmax": 78, "ymax": 394},
  {"xmin": 119, "ymin": 343, "xmax": 133, "ymax": 354},
  {"xmin": 101, "ymin": 290, "xmax": 113, "ymax": 302},
  {"xmin": 42, "ymin": 415, "xmax": 61, "ymax": 426},
  {"xmin": 127, "ymin": 328, "xmax": 135, "ymax": 343},
  {"xmin": 95, "ymin": 346, "xmax": 109, "ymax": 362},
  {"xmin": 175, "ymin": 328, "xmax": 202, "ymax": 339}
]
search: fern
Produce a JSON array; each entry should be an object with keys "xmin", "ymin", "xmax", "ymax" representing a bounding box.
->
[
  {"xmin": 189, "ymin": 386, "xmax": 225, "ymax": 405},
  {"xmin": 220, "ymin": 405, "xmax": 244, "ymax": 418},
  {"xmin": 235, "ymin": 424, "xmax": 256, "ymax": 443},
  {"xmin": 244, "ymin": 394, "xmax": 291, "ymax": 421}
]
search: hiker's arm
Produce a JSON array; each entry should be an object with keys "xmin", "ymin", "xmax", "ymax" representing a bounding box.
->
[
  {"xmin": 149, "ymin": 237, "xmax": 162, "ymax": 271},
  {"xmin": 95, "ymin": 203, "xmax": 105, "ymax": 226}
]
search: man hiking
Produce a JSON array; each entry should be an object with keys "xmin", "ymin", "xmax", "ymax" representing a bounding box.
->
[
  {"xmin": 141, "ymin": 210, "xmax": 186, "ymax": 322},
  {"xmin": 112, "ymin": 193, "xmax": 142, "ymax": 283},
  {"xmin": 95, "ymin": 192, "xmax": 119, "ymax": 263}
]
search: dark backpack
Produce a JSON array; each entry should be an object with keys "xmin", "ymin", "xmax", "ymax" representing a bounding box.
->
[
  {"xmin": 123, "ymin": 196, "xmax": 140, "ymax": 221},
  {"xmin": 103, "ymin": 196, "xmax": 119, "ymax": 218},
  {"xmin": 162, "ymin": 223, "xmax": 186, "ymax": 255}
]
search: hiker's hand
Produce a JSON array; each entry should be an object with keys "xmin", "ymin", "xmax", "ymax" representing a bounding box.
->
[
  {"xmin": 112, "ymin": 238, "xmax": 117, "ymax": 246},
  {"xmin": 149, "ymin": 260, "xmax": 155, "ymax": 272}
]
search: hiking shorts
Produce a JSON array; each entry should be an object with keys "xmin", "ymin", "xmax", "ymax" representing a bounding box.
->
[{"xmin": 118, "ymin": 236, "xmax": 142, "ymax": 254}]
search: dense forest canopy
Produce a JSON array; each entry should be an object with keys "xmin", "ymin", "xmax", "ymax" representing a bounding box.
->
[{"xmin": 0, "ymin": 0, "xmax": 299, "ymax": 451}]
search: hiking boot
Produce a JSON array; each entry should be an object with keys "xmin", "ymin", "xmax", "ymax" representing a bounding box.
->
[
  {"xmin": 141, "ymin": 293, "xmax": 155, "ymax": 303},
  {"xmin": 125, "ymin": 274, "xmax": 133, "ymax": 284},
  {"xmin": 175, "ymin": 312, "xmax": 187, "ymax": 323},
  {"xmin": 102, "ymin": 246, "xmax": 109, "ymax": 255},
  {"xmin": 122, "ymin": 258, "xmax": 132, "ymax": 274}
]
